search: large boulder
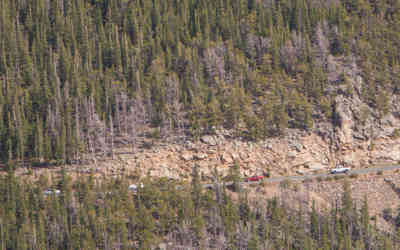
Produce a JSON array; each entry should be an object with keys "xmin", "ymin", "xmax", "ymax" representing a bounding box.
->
[
  {"xmin": 221, "ymin": 152, "xmax": 233, "ymax": 164},
  {"xmin": 181, "ymin": 153, "xmax": 193, "ymax": 161},
  {"xmin": 293, "ymin": 142, "xmax": 303, "ymax": 152},
  {"xmin": 194, "ymin": 153, "xmax": 208, "ymax": 160},
  {"xmin": 305, "ymin": 162, "xmax": 327, "ymax": 171},
  {"xmin": 373, "ymin": 145, "xmax": 400, "ymax": 162},
  {"xmin": 335, "ymin": 95, "xmax": 354, "ymax": 145},
  {"xmin": 201, "ymin": 135, "xmax": 217, "ymax": 146},
  {"xmin": 287, "ymin": 151, "xmax": 297, "ymax": 158}
]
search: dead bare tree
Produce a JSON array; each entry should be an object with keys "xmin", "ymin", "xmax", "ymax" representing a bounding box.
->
[
  {"xmin": 126, "ymin": 93, "xmax": 147, "ymax": 153},
  {"xmin": 74, "ymin": 99, "xmax": 81, "ymax": 163},
  {"xmin": 84, "ymin": 96, "xmax": 108, "ymax": 163},
  {"xmin": 109, "ymin": 112, "xmax": 114, "ymax": 159},
  {"xmin": 172, "ymin": 99, "xmax": 186, "ymax": 141},
  {"xmin": 313, "ymin": 21, "xmax": 330, "ymax": 68},
  {"xmin": 126, "ymin": 105, "xmax": 138, "ymax": 153},
  {"xmin": 121, "ymin": 93, "xmax": 128, "ymax": 135},
  {"xmin": 85, "ymin": 97, "xmax": 96, "ymax": 164},
  {"xmin": 114, "ymin": 93, "xmax": 122, "ymax": 134},
  {"xmin": 164, "ymin": 74, "xmax": 186, "ymax": 141}
]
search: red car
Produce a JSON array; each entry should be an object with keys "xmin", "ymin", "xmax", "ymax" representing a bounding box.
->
[{"xmin": 246, "ymin": 176, "xmax": 264, "ymax": 182}]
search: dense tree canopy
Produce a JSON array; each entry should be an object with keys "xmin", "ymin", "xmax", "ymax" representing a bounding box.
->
[
  {"xmin": 0, "ymin": 0, "xmax": 399, "ymax": 165},
  {"xmin": 0, "ymin": 172, "xmax": 398, "ymax": 249}
]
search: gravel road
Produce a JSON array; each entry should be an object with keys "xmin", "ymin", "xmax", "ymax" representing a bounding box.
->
[{"xmin": 201, "ymin": 165, "xmax": 400, "ymax": 189}]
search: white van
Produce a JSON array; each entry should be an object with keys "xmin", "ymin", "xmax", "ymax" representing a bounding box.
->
[{"xmin": 330, "ymin": 167, "xmax": 350, "ymax": 174}]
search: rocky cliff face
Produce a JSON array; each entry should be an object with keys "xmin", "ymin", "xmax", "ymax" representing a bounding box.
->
[
  {"xmin": 83, "ymin": 125, "xmax": 399, "ymax": 181},
  {"xmin": 82, "ymin": 67, "xmax": 399, "ymax": 180},
  {"xmin": 72, "ymin": 57, "xmax": 400, "ymax": 181}
]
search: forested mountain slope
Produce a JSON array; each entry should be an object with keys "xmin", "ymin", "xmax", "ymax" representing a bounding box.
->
[
  {"xmin": 0, "ymin": 0, "xmax": 399, "ymax": 166},
  {"xmin": 1, "ymin": 170, "xmax": 400, "ymax": 249}
]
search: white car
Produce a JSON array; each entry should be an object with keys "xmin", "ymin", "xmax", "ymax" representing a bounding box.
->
[
  {"xmin": 330, "ymin": 167, "xmax": 350, "ymax": 174},
  {"xmin": 128, "ymin": 183, "xmax": 144, "ymax": 191},
  {"xmin": 43, "ymin": 189, "xmax": 61, "ymax": 196}
]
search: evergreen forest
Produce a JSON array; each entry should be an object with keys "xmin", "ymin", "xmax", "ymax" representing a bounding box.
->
[
  {"xmin": 0, "ymin": 170, "xmax": 399, "ymax": 249},
  {"xmin": 1, "ymin": 0, "xmax": 400, "ymax": 249},
  {"xmin": 0, "ymin": 0, "xmax": 399, "ymax": 165}
]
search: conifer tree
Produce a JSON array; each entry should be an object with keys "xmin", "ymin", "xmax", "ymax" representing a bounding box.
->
[
  {"xmin": 191, "ymin": 164, "xmax": 202, "ymax": 213},
  {"xmin": 310, "ymin": 200, "xmax": 319, "ymax": 241}
]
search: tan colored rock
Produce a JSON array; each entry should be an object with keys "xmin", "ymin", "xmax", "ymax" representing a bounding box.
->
[
  {"xmin": 181, "ymin": 153, "xmax": 193, "ymax": 161},
  {"xmin": 221, "ymin": 152, "xmax": 233, "ymax": 164},
  {"xmin": 239, "ymin": 151, "xmax": 249, "ymax": 160},
  {"xmin": 342, "ymin": 153, "xmax": 355, "ymax": 166},
  {"xmin": 231, "ymin": 153, "xmax": 240, "ymax": 161},
  {"xmin": 197, "ymin": 161, "xmax": 209, "ymax": 169},
  {"xmin": 194, "ymin": 153, "xmax": 208, "ymax": 160},
  {"xmin": 305, "ymin": 162, "xmax": 327, "ymax": 171},
  {"xmin": 372, "ymin": 145, "xmax": 400, "ymax": 162},
  {"xmin": 296, "ymin": 169, "xmax": 306, "ymax": 175},
  {"xmin": 201, "ymin": 135, "xmax": 217, "ymax": 146}
]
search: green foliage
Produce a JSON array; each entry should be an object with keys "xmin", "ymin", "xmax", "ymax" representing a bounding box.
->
[
  {"xmin": 229, "ymin": 161, "xmax": 241, "ymax": 192},
  {"xmin": 395, "ymin": 207, "xmax": 400, "ymax": 227},
  {"xmin": 0, "ymin": 0, "xmax": 398, "ymax": 170},
  {"xmin": 391, "ymin": 129, "xmax": 400, "ymax": 139},
  {"xmin": 280, "ymin": 179, "xmax": 292, "ymax": 189},
  {"xmin": 0, "ymin": 172, "xmax": 395, "ymax": 249},
  {"xmin": 350, "ymin": 173, "xmax": 359, "ymax": 179},
  {"xmin": 383, "ymin": 208, "xmax": 393, "ymax": 222}
]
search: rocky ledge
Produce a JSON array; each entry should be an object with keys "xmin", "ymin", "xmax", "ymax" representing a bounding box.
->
[
  {"xmin": 73, "ymin": 73, "xmax": 400, "ymax": 180},
  {"xmin": 79, "ymin": 125, "xmax": 400, "ymax": 181}
]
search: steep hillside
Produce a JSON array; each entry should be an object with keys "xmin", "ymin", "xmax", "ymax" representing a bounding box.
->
[
  {"xmin": 248, "ymin": 169, "xmax": 400, "ymax": 233},
  {"xmin": 0, "ymin": 0, "xmax": 399, "ymax": 169}
]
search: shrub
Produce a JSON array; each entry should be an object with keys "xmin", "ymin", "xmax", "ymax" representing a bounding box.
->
[
  {"xmin": 142, "ymin": 141, "xmax": 153, "ymax": 149},
  {"xmin": 368, "ymin": 143, "xmax": 375, "ymax": 151},
  {"xmin": 383, "ymin": 208, "xmax": 393, "ymax": 221},
  {"xmin": 26, "ymin": 168, "xmax": 33, "ymax": 176},
  {"xmin": 377, "ymin": 170, "xmax": 383, "ymax": 175},
  {"xmin": 392, "ymin": 128, "xmax": 400, "ymax": 139},
  {"xmin": 249, "ymin": 183, "xmax": 259, "ymax": 188},
  {"xmin": 280, "ymin": 179, "xmax": 291, "ymax": 189},
  {"xmin": 334, "ymin": 175, "xmax": 344, "ymax": 180},
  {"xmin": 293, "ymin": 183, "xmax": 299, "ymax": 192},
  {"xmin": 395, "ymin": 210, "xmax": 400, "ymax": 227},
  {"xmin": 151, "ymin": 128, "xmax": 161, "ymax": 139},
  {"xmin": 316, "ymin": 176, "xmax": 323, "ymax": 182},
  {"xmin": 349, "ymin": 173, "xmax": 358, "ymax": 179}
]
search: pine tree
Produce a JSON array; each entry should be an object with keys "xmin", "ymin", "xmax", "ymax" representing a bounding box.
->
[
  {"xmin": 310, "ymin": 200, "xmax": 319, "ymax": 241},
  {"xmin": 230, "ymin": 161, "xmax": 241, "ymax": 192},
  {"xmin": 34, "ymin": 115, "xmax": 44, "ymax": 163},
  {"xmin": 361, "ymin": 195, "xmax": 370, "ymax": 242},
  {"xmin": 191, "ymin": 164, "xmax": 202, "ymax": 213},
  {"xmin": 248, "ymin": 224, "xmax": 259, "ymax": 250}
]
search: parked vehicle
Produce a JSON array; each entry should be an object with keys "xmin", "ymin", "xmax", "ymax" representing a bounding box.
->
[
  {"xmin": 330, "ymin": 167, "xmax": 350, "ymax": 174},
  {"xmin": 128, "ymin": 183, "xmax": 144, "ymax": 191},
  {"xmin": 43, "ymin": 189, "xmax": 61, "ymax": 196},
  {"xmin": 246, "ymin": 176, "xmax": 264, "ymax": 182}
]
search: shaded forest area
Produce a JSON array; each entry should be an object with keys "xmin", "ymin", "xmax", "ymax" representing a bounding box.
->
[
  {"xmin": 1, "ymin": 169, "xmax": 400, "ymax": 249},
  {"xmin": 0, "ymin": 0, "xmax": 399, "ymax": 165}
]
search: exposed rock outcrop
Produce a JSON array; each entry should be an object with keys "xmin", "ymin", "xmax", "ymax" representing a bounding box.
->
[{"xmin": 67, "ymin": 69, "xmax": 400, "ymax": 181}]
